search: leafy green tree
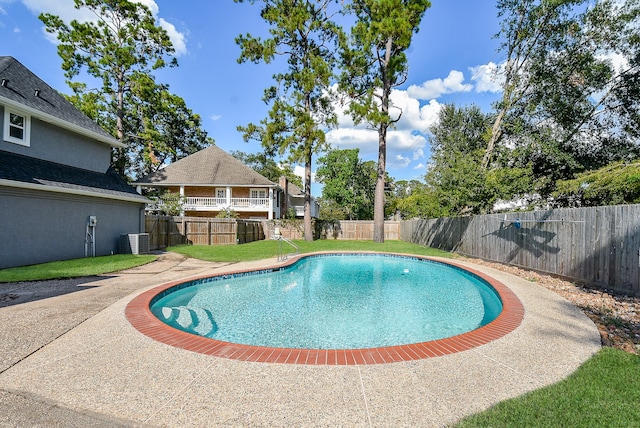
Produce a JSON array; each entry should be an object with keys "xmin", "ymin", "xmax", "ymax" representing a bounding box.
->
[
  {"xmin": 553, "ymin": 161, "xmax": 640, "ymax": 207},
  {"xmin": 152, "ymin": 191, "xmax": 184, "ymax": 216},
  {"xmin": 235, "ymin": 0, "xmax": 343, "ymax": 241},
  {"xmin": 316, "ymin": 148, "xmax": 376, "ymax": 220},
  {"xmin": 536, "ymin": 0, "xmax": 640, "ymax": 145},
  {"xmin": 426, "ymin": 104, "xmax": 505, "ymax": 215},
  {"xmin": 394, "ymin": 188, "xmax": 444, "ymax": 219},
  {"xmin": 318, "ymin": 197, "xmax": 349, "ymax": 220},
  {"xmin": 487, "ymin": 0, "xmax": 640, "ymax": 197},
  {"xmin": 483, "ymin": 0, "xmax": 584, "ymax": 169},
  {"xmin": 216, "ymin": 208, "xmax": 240, "ymax": 219},
  {"xmin": 40, "ymin": 0, "xmax": 211, "ymax": 178},
  {"xmin": 131, "ymin": 83, "xmax": 213, "ymax": 177},
  {"xmin": 385, "ymin": 179, "xmax": 425, "ymax": 219},
  {"xmin": 230, "ymin": 151, "xmax": 303, "ymax": 189},
  {"xmin": 339, "ymin": 0, "xmax": 431, "ymax": 242}
]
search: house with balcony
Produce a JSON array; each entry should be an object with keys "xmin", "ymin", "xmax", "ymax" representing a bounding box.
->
[
  {"xmin": 0, "ymin": 57, "xmax": 149, "ymax": 268},
  {"xmin": 133, "ymin": 144, "xmax": 319, "ymax": 219}
]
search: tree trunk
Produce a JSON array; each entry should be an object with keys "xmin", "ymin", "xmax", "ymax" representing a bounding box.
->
[
  {"xmin": 481, "ymin": 107, "xmax": 505, "ymax": 169},
  {"xmin": 303, "ymin": 155, "xmax": 313, "ymax": 242},
  {"xmin": 114, "ymin": 72, "xmax": 126, "ymax": 176},
  {"xmin": 373, "ymin": 129, "xmax": 386, "ymax": 243},
  {"xmin": 373, "ymin": 37, "xmax": 394, "ymax": 244}
]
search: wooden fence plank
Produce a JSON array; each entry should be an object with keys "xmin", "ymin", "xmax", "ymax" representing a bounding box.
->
[
  {"xmin": 402, "ymin": 204, "xmax": 640, "ymax": 296},
  {"xmin": 263, "ymin": 220, "xmax": 401, "ymax": 241},
  {"xmin": 145, "ymin": 216, "xmax": 262, "ymax": 248}
]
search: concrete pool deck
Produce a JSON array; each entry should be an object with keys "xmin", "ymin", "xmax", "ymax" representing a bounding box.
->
[{"xmin": 0, "ymin": 252, "xmax": 601, "ymax": 427}]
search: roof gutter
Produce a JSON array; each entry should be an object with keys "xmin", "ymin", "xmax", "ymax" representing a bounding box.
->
[
  {"xmin": 134, "ymin": 182, "xmax": 281, "ymax": 188},
  {"xmin": 0, "ymin": 95, "xmax": 125, "ymax": 148},
  {"xmin": 0, "ymin": 179, "xmax": 150, "ymax": 204}
]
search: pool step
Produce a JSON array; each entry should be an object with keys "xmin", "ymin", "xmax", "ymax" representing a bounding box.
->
[{"xmin": 160, "ymin": 306, "xmax": 218, "ymax": 336}]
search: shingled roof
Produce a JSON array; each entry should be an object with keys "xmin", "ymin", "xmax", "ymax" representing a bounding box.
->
[
  {"xmin": 0, "ymin": 56, "xmax": 120, "ymax": 146},
  {"xmin": 133, "ymin": 145, "xmax": 276, "ymax": 187},
  {"xmin": 0, "ymin": 150, "xmax": 148, "ymax": 203}
]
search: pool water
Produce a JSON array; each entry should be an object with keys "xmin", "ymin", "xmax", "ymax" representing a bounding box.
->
[{"xmin": 150, "ymin": 254, "xmax": 503, "ymax": 350}]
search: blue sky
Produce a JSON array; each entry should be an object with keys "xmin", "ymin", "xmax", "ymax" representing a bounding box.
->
[{"xmin": 0, "ymin": 0, "xmax": 504, "ymax": 195}]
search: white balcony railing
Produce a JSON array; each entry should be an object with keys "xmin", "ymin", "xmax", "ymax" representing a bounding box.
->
[
  {"xmin": 182, "ymin": 197, "xmax": 270, "ymax": 211},
  {"xmin": 147, "ymin": 196, "xmax": 319, "ymax": 218}
]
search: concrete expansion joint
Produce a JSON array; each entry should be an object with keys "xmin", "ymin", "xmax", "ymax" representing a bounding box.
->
[
  {"xmin": 357, "ymin": 366, "xmax": 373, "ymax": 428},
  {"xmin": 0, "ymin": 314, "xmax": 93, "ymax": 376},
  {"xmin": 142, "ymin": 361, "xmax": 217, "ymax": 425},
  {"xmin": 472, "ymin": 349, "xmax": 543, "ymax": 387}
]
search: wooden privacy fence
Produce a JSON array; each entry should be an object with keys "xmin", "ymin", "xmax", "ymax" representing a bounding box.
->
[
  {"xmin": 316, "ymin": 220, "xmax": 400, "ymax": 240},
  {"xmin": 262, "ymin": 219, "xmax": 401, "ymax": 241},
  {"xmin": 145, "ymin": 215, "xmax": 185, "ymax": 249},
  {"xmin": 401, "ymin": 204, "xmax": 640, "ymax": 296},
  {"xmin": 145, "ymin": 215, "xmax": 264, "ymax": 249}
]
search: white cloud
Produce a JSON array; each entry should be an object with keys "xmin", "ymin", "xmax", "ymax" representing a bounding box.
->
[
  {"xmin": 210, "ymin": 114, "xmax": 221, "ymax": 121},
  {"xmin": 407, "ymin": 70, "xmax": 473, "ymax": 100},
  {"xmin": 390, "ymin": 90, "xmax": 441, "ymax": 133},
  {"xmin": 326, "ymin": 86, "xmax": 439, "ymax": 176},
  {"xmin": 326, "ymin": 127, "xmax": 377, "ymax": 153},
  {"xmin": 22, "ymin": 0, "xmax": 95, "ymax": 22},
  {"xmin": 394, "ymin": 154, "xmax": 411, "ymax": 169},
  {"xmin": 469, "ymin": 61, "xmax": 504, "ymax": 93},
  {"xmin": 159, "ymin": 17, "xmax": 187, "ymax": 56},
  {"xmin": 21, "ymin": 0, "xmax": 96, "ymax": 43},
  {"xmin": 413, "ymin": 163, "xmax": 425, "ymax": 170},
  {"xmin": 598, "ymin": 52, "xmax": 629, "ymax": 73}
]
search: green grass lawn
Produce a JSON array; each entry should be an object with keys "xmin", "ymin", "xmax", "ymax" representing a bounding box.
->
[
  {"xmin": 0, "ymin": 254, "xmax": 156, "ymax": 283},
  {"xmin": 167, "ymin": 239, "xmax": 452, "ymax": 262},
  {"xmin": 455, "ymin": 347, "xmax": 640, "ymax": 427}
]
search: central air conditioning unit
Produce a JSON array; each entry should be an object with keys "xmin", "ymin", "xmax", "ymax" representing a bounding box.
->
[{"xmin": 120, "ymin": 233, "xmax": 150, "ymax": 254}]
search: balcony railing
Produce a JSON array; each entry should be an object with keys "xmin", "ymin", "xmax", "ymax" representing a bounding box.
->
[
  {"xmin": 174, "ymin": 196, "xmax": 271, "ymax": 211},
  {"xmin": 147, "ymin": 196, "xmax": 318, "ymax": 218}
]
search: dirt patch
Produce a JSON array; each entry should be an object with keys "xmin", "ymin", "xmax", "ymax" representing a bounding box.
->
[{"xmin": 460, "ymin": 257, "xmax": 640, "ymax": 354}]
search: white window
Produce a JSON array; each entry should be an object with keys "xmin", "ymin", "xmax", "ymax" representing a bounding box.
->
[
  {"xmin": 250, "ymin": 188, "xmax": 267, "ymax": 199},
  {"xmin": 215, "ymin": 187, "xmax": 227, "ymax": 205},
  {"xmin": 3, "ymin": 109, "xmax": 30, "ymax": 146}
]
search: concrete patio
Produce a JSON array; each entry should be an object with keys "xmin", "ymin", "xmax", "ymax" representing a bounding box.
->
[{"xmin": 0, "ymin": 252, "xmax": 601, "ymax": 427}]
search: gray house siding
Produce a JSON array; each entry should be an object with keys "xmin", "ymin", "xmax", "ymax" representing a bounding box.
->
[
  {"xmin": 0, "ymin": 187, "xmax": 144, "ymax": 269},
  {"xmin": 1, "ymin": 57, "xmax": 147, "ymax": 268},
  {"xmin": 0, "ymin": 106, "xmax": 111, "ymax": 173}
]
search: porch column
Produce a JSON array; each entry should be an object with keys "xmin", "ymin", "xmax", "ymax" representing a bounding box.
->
[
  {"xmin": 226, "ymin": 187, "xmax": 231, "ymax": 207},
  {"xmin": 179, "ymin": 186, "xmax": 185, "ymax": 216},
  {"xmin": 268, "ymin": 187, "xmax": 274, "ymax": 220}
]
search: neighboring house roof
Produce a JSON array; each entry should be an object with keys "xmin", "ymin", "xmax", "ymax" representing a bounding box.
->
[
  {"xmin": 0, "ymin": 56, "xmax": 122, "ymax": 148},
  {"xmin": 286, "ymin": 181, "xmax": 305, "ymax": 197},
  {"xmin": 0, "ymin": 150, "xmax": 148, "ymax": 203},
  {"xmin": 133, "ymin": 145, "xmax": 276, "ymax": 187}
]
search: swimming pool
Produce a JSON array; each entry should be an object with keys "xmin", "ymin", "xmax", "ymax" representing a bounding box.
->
[
  {"xmin": 150, "ymin": 254, "xmax": 502, "ymax": 349},
  {"xmin": 126, "ymin": 253, "xmax": 524, "ymax": 364}
]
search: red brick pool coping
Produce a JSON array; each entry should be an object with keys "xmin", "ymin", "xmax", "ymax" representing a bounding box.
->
[{"xmin": 125, "ymin": 253, "xmax": 524, "ymax": 365}]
